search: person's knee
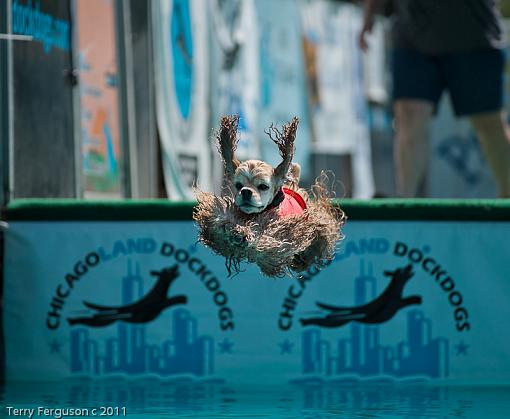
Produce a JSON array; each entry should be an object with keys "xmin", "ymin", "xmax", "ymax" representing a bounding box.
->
[
  {"xmin": 470, "ymin": 110, "xmax": 508, "ymax": 136},
  {"xmin": 394, "ymin": 100, "xmax": 433, "ymax": 131}
]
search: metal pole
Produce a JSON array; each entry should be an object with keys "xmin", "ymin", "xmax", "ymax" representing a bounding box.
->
[
  {"xmin": 115, "ymin": 0, "xmax": 139, "ymax": 198},
  {"xmin": 0, "ymin": 3, "xmax": 7, "ymax": 207},
  {"xmin": 70, "ymin": 0, "xmax": 83, "ymax": 198}
]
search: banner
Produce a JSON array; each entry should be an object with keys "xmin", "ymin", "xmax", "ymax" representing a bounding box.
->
[
  {"xmin": 428, "ymin": 96, "xmax": 498, "ymax": 198},
  {"xmin": 153, "ymin": 0, "xmax": 211, "ymax": 199},
  {"xmin": 208, "ymin": 0, "xmax": 260, "ymax": 162},
  {"xmin": 4, "ymin": 220, "xmax": 510, "ymax": 384},
  {"xmin": 362, "ymin": 19, "xmax": 389, "ymax": 105},
  {"xmin": 300, "ymin": 0, "xmax": 374, "ymax": 198},
  {"xmin": 76, "ymin": 0, "xmax": 123, "ymax": 198},
  {"xmin": 11, "ymin": 0, "xmax": 75, "ymax": 198},
  {"xmin": 255, "ymin": 0, "xmax": 311, "ymax": 180}
]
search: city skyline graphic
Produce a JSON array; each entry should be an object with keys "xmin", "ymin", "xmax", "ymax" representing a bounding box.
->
[
  {"xmin": 302, "ymin": 261, "xmax": 449, "ymax": 379},
  {"xmin": 70, "ymin": 261, "xmax": 214, "ymax": 377}
]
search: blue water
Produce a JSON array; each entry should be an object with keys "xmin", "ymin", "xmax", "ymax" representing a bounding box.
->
[{"xmin": 1, "ymin": 380, "xmax": 509, "ymax": 418}]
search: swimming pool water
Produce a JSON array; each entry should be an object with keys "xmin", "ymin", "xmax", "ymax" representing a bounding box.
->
[{"xmin": 1, "ymin": 380, "xmax": 509, "ymax": 418}]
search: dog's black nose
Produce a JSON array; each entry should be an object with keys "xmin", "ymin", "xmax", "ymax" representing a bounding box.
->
[{"xmin": 241, "ymin": 188, "xmax": 253, "ymax": 200}]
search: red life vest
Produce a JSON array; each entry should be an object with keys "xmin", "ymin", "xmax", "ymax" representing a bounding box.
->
[{"xmin": 278, "ymin": 187, "xmax": 307, "ymax": 217}]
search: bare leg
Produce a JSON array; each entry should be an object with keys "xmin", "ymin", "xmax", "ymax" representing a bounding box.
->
[
  {"xmin": 469, "ymin": 111, "xmax": 510, "ymax": 198},
  {"xmin": 394, "ymin": 100, "xmax": 434, "ymax": 197}
]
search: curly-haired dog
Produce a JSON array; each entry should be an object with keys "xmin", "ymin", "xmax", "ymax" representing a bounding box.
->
[{"xmin": 194, "ymin": 115, "xmax": 345, "ymax": 277}]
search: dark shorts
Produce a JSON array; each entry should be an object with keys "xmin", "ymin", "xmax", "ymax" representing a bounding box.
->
[{"xmin": 392, "ymin": 48, "xmax": 506, "ymax": 116}]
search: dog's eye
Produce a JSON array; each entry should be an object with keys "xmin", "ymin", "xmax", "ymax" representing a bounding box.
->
[
  {"xmin": 235, "ymin": 182, "xmax": 243, "ymax": 190},
  {"xmin": 258, "ymin": 184, "xmax": 269, "ymax": 191}
]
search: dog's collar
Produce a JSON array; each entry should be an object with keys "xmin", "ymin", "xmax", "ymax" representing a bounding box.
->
[{"xmin": 264, "ymin": 188, "xmax": 285, "ymax": 211}]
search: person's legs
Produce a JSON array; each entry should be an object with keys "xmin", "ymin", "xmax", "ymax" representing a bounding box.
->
[
  {"xmin": 391, "ymin": 49, "xmax": 443, "ymax": 197},
  {"xmin": 393, "ymin": 100, "xmax": 434, "ymax": 197},
  {"xmin": 469, "ymin": 111, "xmax": 510, "ymax": 197},
  {"xmin": 443, "ymin": 48, "xmax": 508, "ymax": 196}
]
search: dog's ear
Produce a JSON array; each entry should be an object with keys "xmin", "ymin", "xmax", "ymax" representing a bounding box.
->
[
  {"xmin": 265, "ymin": 117, "xmax": 299, "ymax": 186},
  {"xmin": 216, "ymin": 115, "xmax": 241, "ymax": 177}
]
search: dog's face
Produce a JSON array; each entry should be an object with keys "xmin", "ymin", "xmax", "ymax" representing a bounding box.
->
[
  {"xmin": 232, "ymin": 160, "xmax": 301, "ymax": 214},
  {"xmin": 232, "ymin": 160, "xmax": 277, "ymax": 214},
  {"xmin": 217, "ymin": 115, "xmax": 300, "ymax": 214}
]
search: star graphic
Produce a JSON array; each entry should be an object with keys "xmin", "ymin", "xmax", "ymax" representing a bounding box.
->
[
  {"xmin": 218, "ymin": 338, "xmax": 234, "ymax": 354},
  {"xmin": 49, "ymin": 339, "xmax": 62, "ymax": 354},
  {"xmin": 279, "ymin": 339, "xmax": 294, "ymax": 355},
  {"xmin": 455, "ymin": 340, "xmax": 469, "ymax": 356}
]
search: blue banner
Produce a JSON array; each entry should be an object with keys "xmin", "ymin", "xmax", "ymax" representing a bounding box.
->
[
  {"xmin": 153, "ymin": 0, "xmax": 212, "ymax": 198},
  {"xmin": 208, "ymin": 0, "xmax": 260, "ymax": 162},
  {"xmin": 4, "ymin": 221, "xmax": 510, "ymax": 384},
  {"xmin": 300, "ymin": 1, "xmax": 375, "ymax": 198},
  {"xmin": 255, "ymin": 0, "xmax": 311, "ymax": 180}
]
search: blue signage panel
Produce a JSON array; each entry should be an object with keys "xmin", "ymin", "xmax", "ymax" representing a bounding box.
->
[
  {"xmin": 4, "ymin": 221, "xmax": 510, "ymax": 384},
  {"xmin": 170, "ymin": 0, "xmax": 193, "ymax": 120}
]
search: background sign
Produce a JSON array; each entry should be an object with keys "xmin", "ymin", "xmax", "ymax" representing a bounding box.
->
[
  {"xmin": 255, "ymin": 0, "xmax": 311, "ymax": 181},
  {"xmin": 76, "ymin": 0, "xmax": 123, "ymax": 198},
  {"xmin": 4, "ymin": 220, "xmax": 510, "ymax": 384},
  {"xmin": 300, "ymin": 0, "xmax": 374, "ymax": 197},
  {"xmin": 153, "ymin": 0, "xmax": 211, "ymax": 199},
  {"xmin": 208, "ymin": 0, "xmax": 260, "ymax": 162},
  {"xmin": 429, "ymin": 97, "xmax": 498, "ymax": 198},
  {"xmin": 11, "ymin": 0, "xmax": 75, "ymax": 198}
]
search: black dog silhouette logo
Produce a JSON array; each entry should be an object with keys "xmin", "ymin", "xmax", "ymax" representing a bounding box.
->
[
  {"xmin": 300, "ymin": 264, "xmax": 421, "ymax": 328},
  {"xmin": 67, "ymin": 265, "xmax": 187, "ymax": 327}
]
